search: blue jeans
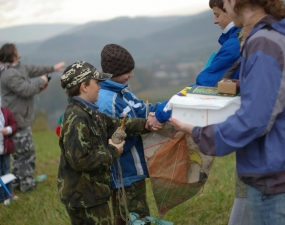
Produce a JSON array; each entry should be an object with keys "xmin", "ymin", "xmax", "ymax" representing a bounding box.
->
[
  {"xmin": 0, "ymin": 154, "xmax": 12, "ymax": 201},
  {"xmin": 247, "ymin": 185, "xmax": 285, "ymax": 225}
]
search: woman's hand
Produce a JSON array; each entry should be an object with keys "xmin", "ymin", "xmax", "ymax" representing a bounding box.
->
[{"xmin": 169, "ymin": 118, "xmax": 194, "ymax": 135}]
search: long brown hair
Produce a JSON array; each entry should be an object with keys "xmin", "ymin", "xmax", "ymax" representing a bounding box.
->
[
  {"xmin": 0, "ymin": 43, "xmax": 17, "ymax": 63},
  {"xmin": 234, "ymin": 0, "xmax": 285, "ymax": 18}
]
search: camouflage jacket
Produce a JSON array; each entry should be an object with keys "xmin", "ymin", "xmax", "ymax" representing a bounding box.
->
[{"xmin": 58, "ymin": 98, "xmax": 149, "ymax": 208}]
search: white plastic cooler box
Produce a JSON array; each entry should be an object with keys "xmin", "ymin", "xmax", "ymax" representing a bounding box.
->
[{"xmin": 164, "ymin": 90, "xmax": 241, "ymax": 126}]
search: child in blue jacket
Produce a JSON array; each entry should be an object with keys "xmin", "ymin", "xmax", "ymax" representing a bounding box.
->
[{"xmin": 97, "ymin": 44, "xmax": 162, "ymax": 225}]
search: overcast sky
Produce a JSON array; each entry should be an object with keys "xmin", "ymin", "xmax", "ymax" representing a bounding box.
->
[{"xmin": 0, "ymin": 0, "xmax": 210, "ymax": 29}]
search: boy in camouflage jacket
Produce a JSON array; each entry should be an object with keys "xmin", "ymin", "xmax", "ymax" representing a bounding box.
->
[{"xmin": 58, "ymin": 61, "xmax": 151, "ymax": 225}]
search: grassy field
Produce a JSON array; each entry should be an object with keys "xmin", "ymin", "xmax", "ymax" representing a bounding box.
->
[{"xmin": 0, "ymin": 130, "xmax": 236, "ymax": 225}]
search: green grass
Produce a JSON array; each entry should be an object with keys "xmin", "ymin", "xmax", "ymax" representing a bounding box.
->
[{"xmin": 0, "ymin": 131, "xmax": 236, "ymax": 225}]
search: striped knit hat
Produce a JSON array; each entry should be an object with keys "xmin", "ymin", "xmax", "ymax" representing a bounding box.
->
[{"xmin": 101, "ymin": 44, "xmax": 135, "ymax": 77}]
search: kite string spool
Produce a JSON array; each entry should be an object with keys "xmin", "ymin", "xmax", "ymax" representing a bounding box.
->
[
  {"xmin": 120, "ymin": 114, "xmax": 127, "ymax": 130},
  {"xmin": 111, "ymin": 114, "xmax": 128, "ymax": 144}
]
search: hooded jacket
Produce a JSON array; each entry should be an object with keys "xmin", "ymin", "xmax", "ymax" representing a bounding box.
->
[
  {"xmin": 97, "ymin": 79, "xmax": 161, "ymax": 188},
  {"xmin": 196, "ymin": 23, "xmax": 241, "ymax": 86},
  {"xmin": 0, "ymin": 63, "xmax": 54, "ymax": 128},
  {"xmin": 192, "ymin": 15, "xmax": 285, "ymax": 195}
]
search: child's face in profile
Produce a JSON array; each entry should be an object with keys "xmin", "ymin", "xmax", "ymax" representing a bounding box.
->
[
  {"xmin": 85, "ymin": 79, "xmax": 101, "ymax": 102},
  {"xmin": 111, "ymin": 71, "xmax": 134, "ymax": 84},
  {"xmin": 212, "ymin": 6, "xmax": 232, "ymax": 30},
  {"xmin": 223, "ymin": 0, "xmax": 242, "ymax": 28}
]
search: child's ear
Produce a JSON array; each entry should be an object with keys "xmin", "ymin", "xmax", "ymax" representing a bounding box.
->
[{"xmin": 80, "ymin": 82, "xmax": 88, "ymax": 93}]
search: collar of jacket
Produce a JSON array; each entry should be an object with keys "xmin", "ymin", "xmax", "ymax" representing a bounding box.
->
[
  {"xmin": 71, "ymin": 96, "xmax": 98, "ymax": 115},
  {"xmin": 7, "ymin": 61, "xmax": 20, "ymax": 68},
  {"xmin": 99, "ymin": 79, "xmax": 129, "ymax": 93},
  {"xmin": 218, "ymin": 26, "xmax": 241, "ymax": 45}
]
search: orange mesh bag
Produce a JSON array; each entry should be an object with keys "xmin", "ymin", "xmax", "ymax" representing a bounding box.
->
[{"xmin": 143, "ymin": 122, "xmax": 214, "ymax": 216}]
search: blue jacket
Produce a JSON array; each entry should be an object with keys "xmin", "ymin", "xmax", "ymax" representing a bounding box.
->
[
  {"xmin": 196, "ymin": 25, "xmax": 241, "ymax": 86},
  {"xmin": 155, "ymin": 24, "xmax": 241, "ymax": 123},
  {"xmin": 193, "ymin": 15, "xmax": 285, "ymax": 195},
  {"xmin": 97, "ymin": 79, "xmax": 161, "ymax": 188}
]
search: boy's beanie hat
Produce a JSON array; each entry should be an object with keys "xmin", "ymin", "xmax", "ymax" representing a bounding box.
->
[{"xmin": 101, "ymin": 44, "xmax": 135, "ymax": 77}]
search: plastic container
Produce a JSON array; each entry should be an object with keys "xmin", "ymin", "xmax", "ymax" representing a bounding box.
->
[{"xmin": 165, "ymin": 94, "xmax": 241, "ymax": 126}]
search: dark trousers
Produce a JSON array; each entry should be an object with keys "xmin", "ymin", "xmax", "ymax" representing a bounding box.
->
[
  {"xmin": 111, "ymin": 179, "xmax": 150, "ymax": 225},
  {"xmin": 65, "ymin": 202, "xmax": 112, "ymax": 225}
]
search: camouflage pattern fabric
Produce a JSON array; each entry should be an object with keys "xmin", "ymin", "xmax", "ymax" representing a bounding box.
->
[
  {"xmin": 58, "ymin": 98, "xmax": 149, "ymax": 211},
  {"xmin": 61, "ymin": 61, "xmax": 112, "ymax": 89},
  {"xmin": 111, "ymin": 179, "xmax": 150, "ymax": 225},
  {"xmin": 12, "ymin": 127, "xmax": 36, "ymax": 192},
  {"xmin": 65, "ymin": 203, "xmax": 112, "ymax": 225}
]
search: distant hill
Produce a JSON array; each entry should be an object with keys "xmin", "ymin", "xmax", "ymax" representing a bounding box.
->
[
  {"xmin": 120, "ymin": 11, "xmax": 221, "ymax": 66},
  {"xmin": 64, "ymin": 16, "xmax": 192, "ymax": 42},
  {"xmin": 17, "ymin": 10, "xmax": 220, "ymax": 67},
  {"xmin": 0, "ymin": 24, "xmax": 76, "ymax": 44}
]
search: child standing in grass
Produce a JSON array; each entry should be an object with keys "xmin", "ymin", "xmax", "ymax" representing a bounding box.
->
[
  {"xmin": 97, "ymin": 44, "xmax": 165, "ymax": 225},
  {"xmin": 58, "ymin": 61, "xmax": 152, "ymax": 225},
  {"xmin": 0, "ymin": 100, "xmax": 17, "ymax": 203}
]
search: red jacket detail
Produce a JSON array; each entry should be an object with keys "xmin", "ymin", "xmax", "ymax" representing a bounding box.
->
[{"xmin": 1, "ymin": 107, "xmax": 18, "ymax": 154}]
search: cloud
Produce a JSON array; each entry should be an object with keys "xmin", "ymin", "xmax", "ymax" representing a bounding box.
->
[
  {"xmin": 0, "ymin": 0, "xmax": 64, "ymax": 27},
  {"xmin": 30, "ymin": 1, "xmax": 64, "ymax": 20},
  {"xmin": 0, "ymin": 0, "xmax": 17, "ymax": 9},
  {"xmin": 0, "ymin": 0, "xmax": 209, "ymax": 28},
  {"xmin": 0, "ymin": 0, "xmax": 19, "ymax": 27}
]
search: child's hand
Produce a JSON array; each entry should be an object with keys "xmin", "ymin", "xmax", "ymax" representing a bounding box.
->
[
  {"xmin": 1, "ymin": 128, "xmax": 8, "ymax": 135},
  {"xmin": 146, "ymin": 112, "xmax": 164, "ymax": 131},
  {"xmin": 109, "ymin": 139, "xmax": 125, "ymax": 155},
  {"xmin": 53, "ymin": 61, "xmax": 66, "ymax": 72}
]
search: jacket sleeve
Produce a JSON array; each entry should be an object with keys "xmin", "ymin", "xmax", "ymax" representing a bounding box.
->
[
  {"xmin": 62, "ymin": 115, "xmax": 119, "ymax": 172},
  {"xmin": 127, "ymin": 92, "xmax": 162, "ymax": 119},
  {"xmin": 196, "ymin": 37, "xmax": 240, "ymax": 87},
  {"xmin": 132, "ymin": 99, "xmax": 162, "ymax": 119},
  {"xmin": 193, "ymin": 35, "xmax": 285, "ymax": 156},
  {"xmin": 124, "ymin": 118, "xmax": 150, "ymax": 136},
  {"xmin": 101, "ymin": 113, "xmax": 150, "ymax": 138},
  {"xmin": 2, "ymin": 68, "xmax": 46, "ymax": 98},
  {"xmin": 155, "ymin": 101, "xmax": 172, "ymax": 123},
  {"xmin": 24, "ymin": 64, "xmax": 54, "ymax": 78},
  {"xmin": 147, "ymin": 102, "xmax": 161, "ymax": 114}
]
